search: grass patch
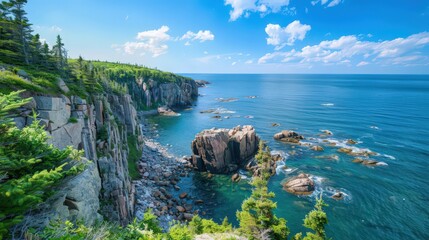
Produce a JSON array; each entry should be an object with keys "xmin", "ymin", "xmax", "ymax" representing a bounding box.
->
[
  {"xmin": 127, "ymin": 135, "xmax": 142, "ymax": 180},
  {"xmin": 0, "ymin": 70, "xmax": 44, "ymax": 93}
]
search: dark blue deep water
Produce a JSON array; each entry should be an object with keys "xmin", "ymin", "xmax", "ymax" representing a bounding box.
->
[{"xmin": 146, "ymin": 74, "xmax": 429, "ymax": 240}]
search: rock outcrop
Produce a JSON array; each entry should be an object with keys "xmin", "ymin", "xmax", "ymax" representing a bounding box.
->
[
  {"xmin": 282, "ymin": 173, "xmax": 315, "ymax": 195},
  {"xmin": 130, "ymin": 78, "xmax": 198, "ymax": 109},
  {"xmin": 274, "ymin": 130, "xmax": 304, "ymax": 143},
  {"xmin": 190, "ymin": 125, "xmax": 259, "ymax": 174},
  {"xmin": 14, "ymin": 161, "xmax": 102, "ymax": 235},
  {"xmin": 15, "ymin": 92, "xmax": 143, "ymax": 228}
]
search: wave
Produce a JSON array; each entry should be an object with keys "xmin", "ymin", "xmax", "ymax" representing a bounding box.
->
[
  {"xmin": 213, "ymin": 107, "xmax": 236, "ymax": 114},
  {"xmin": 319, "ymin": 138, "xmax": 376, "ymax": 155},
  {"xmin": 370, "ymin": 125, "xmax": 381, "ymax": 130},
  {"xmin": 321, "ymin": 103, "xmax": 334, "ymax": 106},
  {"xmin": 382, "ymin": 154, "xmax": 396, "ymax": 160}
]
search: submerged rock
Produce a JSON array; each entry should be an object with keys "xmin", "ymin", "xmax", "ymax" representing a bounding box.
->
[
  {"xmin": 274, "ymin": 130, "xmax": 304, "ymax": 143},
  {"xmin": 190, "ymin": 125, "xmax": 260, "ymax": 174},
  {"xmin": 282, "ymin": 173, "xmax": 315, "ymax": 195},
  {"xmin": 315, "ymin": 155, "xmax": 339, "ymax": 161},
  {"xmin": 347, "ymin": 139, "xmax": 357, "ymax": 145}
]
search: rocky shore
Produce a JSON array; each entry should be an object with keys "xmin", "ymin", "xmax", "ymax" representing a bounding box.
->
[{"xmin": 134, "ymin": 121, "xmax": 205, "ymax": 229}]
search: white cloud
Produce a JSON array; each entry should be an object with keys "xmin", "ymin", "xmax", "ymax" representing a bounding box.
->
[
  {"xmin": 265, "ymin": 20, "xmax": 311, "ymax": 50},
  {"xmin": 225, "ymin": 0, "xmax": 290, "ymax": 21},
  {"xmin": 258, "ymin": 32, "xmax": 429, "ymax": 66},
  {"xmin": 245, "ymin": 60, "xmax": 254, "ymax": 64},
  {"xmin": 357, "ymin": 61, "xmax": 369, "ymax": 67},
  {"xmin": 34, "ymin": 25, "xmax": 62, "ymax": 32},
  {"xmin": 232, "ymin": 61, "xmax": 237, "ymax": 65},
  {"xmin": 122, "ymin": 25, "xmax": 171, "ymax": 57},
  {"xmin": 327, "ymin": 0, "xmax": 342, "ymax": 7},
  {"xmin": 181, "ymin": 30, "xmax": 215, "ymax": 43},
  {"xmin": 204, "ymin": 51, "xmax": 209, "ymax": 54},
  {"xmin": 311, "ymin": 0, "xmax": 343, "ymax": 7}
]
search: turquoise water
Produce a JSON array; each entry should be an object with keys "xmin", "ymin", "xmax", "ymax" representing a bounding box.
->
[{"xmin": 146, "ymin": 74, "xmax": 429, "ymax": 239}]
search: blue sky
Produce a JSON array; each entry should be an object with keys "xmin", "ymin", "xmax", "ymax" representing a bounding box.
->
[{"xmin": 27, "ymin": 0, "xmax": 429, "ymax": 74}]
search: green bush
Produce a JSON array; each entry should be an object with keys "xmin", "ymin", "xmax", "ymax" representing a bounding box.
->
[{"xmin": 0, "ymin": 91, "xmax": 85, "ymax": 238}]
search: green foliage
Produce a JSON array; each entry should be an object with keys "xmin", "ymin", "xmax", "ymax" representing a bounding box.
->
[
  {"xmin": 68, "ymin": 116, "xmax": 78, "ymax": 123},
  {"xmin": 293, "ymin": 197, "xmax": 329, "ymax": 240},
  {"xmin": 127, "ymin": 135, "xmax": 142, "ymax": 180},
  {"xmin": 236, "ymin": 141, "xmax": 290, "ymax": 240},
  {"xmin": 168, "ymin": 222, "xmax": 193, "ymax": 240},
  {"xmin": 122, "ymin": 210, "xmax": 163, "ymax": 240},
  {"xmin": 0, "ymin": 70, "xmax": 43, "ymax": 93},
  {"xmin": 0, "ymin": 91, "xmax": 84, "ymax": 238}
]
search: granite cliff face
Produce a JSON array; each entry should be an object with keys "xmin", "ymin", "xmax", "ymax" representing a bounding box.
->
[
  {"xmin": 10, "ymin": 70, "xmax": 198, "ymax": 233},
  {"xmin": 14, "ymin": 92, "xmax": 143, "ymax": 230},
  {"xmin": 129, "ymin": 78, "xmax": 198, "ymax": 109},
  {"xmin": 190, "ymin": 125, "xmax": 260, "ymax": 174}
]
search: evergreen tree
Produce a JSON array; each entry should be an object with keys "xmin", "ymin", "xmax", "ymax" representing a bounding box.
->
[
  {"xmin": 10, "ymin": 0, "xmax": 31, "ymax": 64},
  {"xmin": 29, "ymin": 33, "xmax": 42, "ymax": 65},
  {"xmin": 40, "ymin": 42, "xmax": 54, "ymax": 70},
  {"xmin": 237, "ymin": 141, "xmax": 289, "ymax": 240},
  {"xmin": 0, "ymin": 1, "xmax": 21, "ymax": 64},
  {"xmin": 52, "ymin": 34, "xmax": 67, "ymax": 71},
  {"xmin": 293, "ymin": 197, "xmax": 329, "ymax": 240},
  {"xmin": 0, "ymin": 91, "xmax": 84, "ymax": 238}
]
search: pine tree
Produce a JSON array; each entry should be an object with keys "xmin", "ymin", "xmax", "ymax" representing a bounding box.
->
[
  {"xmin": 237, "ymin": 141, "xmax": 289, "ymax": 240},
  {"xmin": 29, "ymin": 33, "xmax": 42, "ymax": 65},
  {"xmin": 10, "ymin": 0, "xmax": 32, "ymax": 64},
  {"xmin": 0, "ymin": 91, "xmax": 84, "ymax": 238},
  {"xmin": 52, "ymin": 34, "xmax": 67, "ymax": 71},
  {"xmin": 40, "ymin": 42, "xmax": 54, "ymax": 70},
  {"xmin": 0, "ymin": 1, "xmax": 22, "ymax": 64},
  {"xmin": 293, "ymin": 197, "xmax": 329, "ymax": 240}
]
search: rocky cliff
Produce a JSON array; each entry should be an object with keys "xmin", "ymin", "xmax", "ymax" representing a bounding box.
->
[
  {"xmin": 190, "ymin": 125, "xmax": 260, "ymax": 174},
  {"xmin": 129, "ymin": 78, "xmax": 198, "ymax": 109},
  {"xmin": 13, "ymin": 91, "xmax": 143, "ymax": 231}
]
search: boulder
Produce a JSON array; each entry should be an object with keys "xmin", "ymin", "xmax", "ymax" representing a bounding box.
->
[
  {"xmin": 57, "ymin": 78, "xmax": 70, "ymax": 93},
  {"xmin": 347, "ymin": 139, "xmax": 357, "ymax": 145},
  {"xmin": 332, "ymin": 191, "xmax": 345, "ymax": 200},
  {"xmin": 176, "ymin": 206, "xmax": 186, "ymax": 212},
  {"xmin": 190, "ymin": 125, "xmax": 260, "ymax": 174},
  {"xmin": 231, "ymin": 173, "xmax": 241, "ymax": 182},
  {"xmin": 179, "ymin": 192, "xmax": 188, "ymax": 199},
  {"xmin": 311, "ymin": 145, "xmax": 324, "ymax": 151},
  {"xmin": 282, "ymin": 173, "xmax": 315, "ymax": 195},
  {"xmin": 274, "ymin": 130, "xmax": 304, "ymax": 143},
  {"xmin": 158, "ymin": 106, "xmax": 179, "ymax": 116},
  {"xmin": 337, "ymin": 148, "xmax": 353, "ymax": 154},
  {"xmin": 183, "ymin": 213, "xmax": 194, "ymax": 221}
]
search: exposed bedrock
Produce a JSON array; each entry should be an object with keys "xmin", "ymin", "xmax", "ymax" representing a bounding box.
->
[{"xmin": 190, "ymin": 125, "xmax": 260, "ymax": 174}]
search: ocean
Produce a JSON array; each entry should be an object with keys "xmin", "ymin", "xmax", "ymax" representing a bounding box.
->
[{"xmin": 145, "ymin": 74, "xmax": 429, "ymax": 240}]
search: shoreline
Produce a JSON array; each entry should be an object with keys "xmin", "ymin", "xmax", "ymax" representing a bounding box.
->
[{"xmin": 134, "ymin": 118, "xmax": 204, "ymax": 229}]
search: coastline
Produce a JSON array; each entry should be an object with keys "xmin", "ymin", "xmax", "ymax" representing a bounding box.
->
[{"xmin": 134, "ymin": 117, "xmax": 203, "ymax": 229}]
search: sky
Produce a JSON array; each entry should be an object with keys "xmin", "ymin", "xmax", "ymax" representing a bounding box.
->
[{"xmin": 27, "ymin": 0, "xmax": 429, "ymax": 74}]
